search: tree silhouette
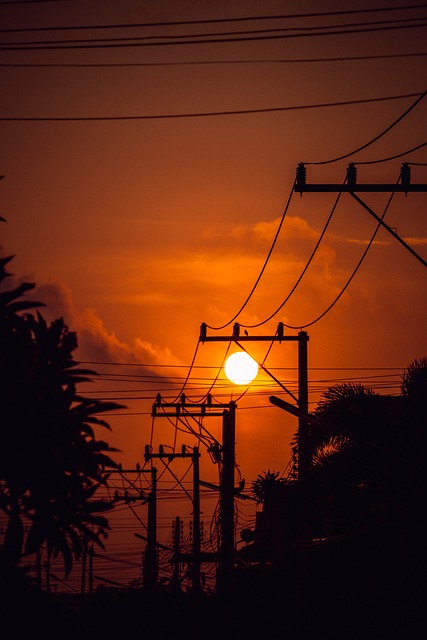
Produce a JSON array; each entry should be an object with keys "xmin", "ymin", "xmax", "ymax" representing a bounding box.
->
[
  {"xmin": 251, "ymin": 469, "xmax": 287, "ymax": 505},
  {"xmin": 0, "ymin": 253, "xmax": 123, "ymax": 581}
]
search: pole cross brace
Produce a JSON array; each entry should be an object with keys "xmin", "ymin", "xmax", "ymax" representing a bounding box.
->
[{"xmin": 294, "ymin": 162, "xmax": 427, "ymax": 194}]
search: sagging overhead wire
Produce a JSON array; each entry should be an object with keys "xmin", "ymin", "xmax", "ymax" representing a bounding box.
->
[
  {"xmin": 355, "ymin": 141, "xmax": 427, "ymax": 164},
  {"xmin": 1, "ymin": 91, "xmax": 422, "ymax": 122},
  {"xmin": 2, "ymin": 6, "xmax": 426, "ymax": 32},
  {"xmin": 206, "ymin": 181, "xmax": 295, "ymax": 331},
  {"xmin": 170, "ymin": 340, "xmax": 200, "ymax": 403},
  {"xmin": 2, "ymin": 21, "xmax": 427, "ymax": 51},
  {"xmin": 203, "ymin": 94, "xmax": 425, "ymax": 334},
  {"xmin": 3, "ymin": 16, "xmax": 427, "ymax": 48},
  {"xmin": 241, "ymin": 147, "xmax": 427, "ymax": 329},
  {"xmin": 2, "ymin": 52, "xmax": 426, "ymax": 68},
  {"xmin": 241, "ymin": 186, "xmax": 344, "ymax": 330},
  {"xmin": 282, "ymin": 186, "xmax": 398, "ymax": 330},
  {"xmin": 181, "ymin": 342, "xmax": 233, "ymax": 405},
  {"xmin": 305, "ymin": 89, "xmax": 427, "ymax": 165}
]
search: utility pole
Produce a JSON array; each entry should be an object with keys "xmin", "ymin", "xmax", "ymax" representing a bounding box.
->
[
  {"xmin": 297, "ymin": 330, "xmax": 309, "ymax": 482},
  {"xmin": 192, "ymin": 446, "xmax": 201, "ymax": 592},
  {"xmin": 80, "ymin": 533, "xmax": 87, "ymax": 597},
  {"xmin": 171, "ymin": 516, "xmax": 182, "ymax": 591},
  {"xmin": 144, "ymin": 442, "xmax": 202, "ymax": 592},
  {"xmin": 294, "ymin": 161, "xmax": 427, "ymax": 194},
  {"xmin": 151, "ymin": 395, "xmax": 242, "ymax": 592},
  {"xmin": 295, "ymin": 162, "xmax": 427, "ymax": 269},
  {"xmin": 200, "ymin": 322, "xmax": 310, "ymax": 481},
  {"xmin": 89, "ymin": 544, "xmax": 94, "ymax": 595},
  {"xmin": 110, "ymin": 466, "xmax": 158, "ymax": 591},
  {"xmin": 143, "ymin": 467, "xmax": 157, "ymax": 592},
  {"xmin": 217, "ymin": 401, "xmax": 236, "ymax": 593}
]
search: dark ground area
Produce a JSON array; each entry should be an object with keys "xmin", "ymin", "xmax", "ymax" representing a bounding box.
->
[{"xmin": 0, "ymin": 564, "xmax": 425, "ymax": 640}]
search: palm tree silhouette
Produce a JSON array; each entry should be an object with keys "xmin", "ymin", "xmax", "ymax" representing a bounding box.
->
[{"xmin": 0, "ymin": 253, "xmax": 123, "ymax": 580}]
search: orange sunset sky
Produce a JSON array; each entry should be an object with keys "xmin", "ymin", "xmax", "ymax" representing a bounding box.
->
[{"xmin": 1, "ymin": 0, "xmax": 426, "ymax": 502}]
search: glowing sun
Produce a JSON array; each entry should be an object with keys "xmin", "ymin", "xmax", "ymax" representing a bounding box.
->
[{"xmin": 224, "ymin": 351, "xmax": 259, "ymax": 385}]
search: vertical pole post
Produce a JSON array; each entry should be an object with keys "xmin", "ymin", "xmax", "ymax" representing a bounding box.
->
[
  {"xmin": 80, "ymin": 534, "xmax": 87, "ymax": 596},
  {"xmin": 218, "ymin": 401, "xmax": 236, "ymax": 592},
  {"xmin": 45, "ymin": 556, "xmax": 50, "ymax": 594},
  {"xmin": 192, "ymin": 446, "xmax": 201, "ymax": 593},
  {"xmin": 144, "ymin": 466, "xmax": 157, "ymax": 591},
  {"xmin": 171, "ymin": 516, "xmax": 181, "ymax": 591},
  {"xmin": 298, "ymin": 331, "xmax": 309, "ymax": 483},
  {"xmin": 89, "ymin": 544, "xmax": 94, "ymax": 595},
  {"xmin": 36, "ymin": 548, "xmax": 42, "ymax": 590}
]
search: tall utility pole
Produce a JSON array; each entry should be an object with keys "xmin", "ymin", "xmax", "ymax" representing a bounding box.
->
[
  {"xmin": 295, "ymin": 162, "xmax": 427, "ymax": 269},
  {"xmin": 144, "ymin": 439, "xmax": 203, "ymax": 592},
  {"xmin": 217, "ymin": 401, "xmax": 236, "ymax": 592},
  {"xmin": 200, "ymin": 322, "xmax": 310, "ymax": 481},
  {"xmin": 143, "ymin": 467, "xmax": 157, "ymax": 592},
  {"xmin": 171, "ymin": 516, "xmax": 182, "ymax": 591},
  {"xmin": 110, "ymin": 466, "xmax": 157, "ymax": 591},
  {"xmin": 151, "ymin": 396, "xmax": 240, "ymax": 592}
]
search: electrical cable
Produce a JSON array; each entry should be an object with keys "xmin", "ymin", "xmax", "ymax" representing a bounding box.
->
[
  {"xmin": 0, "ymin": 91, "xmax": 423, "ymax": 121},
  {"xmin": 2, "ymin": 6, "xmax": 426, "ymax": 31},
  {"xmin": 242, "ymin": 187, "xmax": 344, "ymax": 329},
  {"xmin": 305, "ymin": 89, "xmax": 427, "ymax": 165},
  {"xmin": 2, "ymin": 22, "xmax": 427, "ymax": 50},
  {"xmin": 0, "ymin": 0, "xmax": 68, "ymax": 4},
  {"xmin": 355, "ymin": 140, "xmax": 427, "ymax": 163},
  {"xmin": 206, "ymin": 181, "xmax": 295, "ymax": 331},
  {"xmin": 181, "ymin": 341, "xmax": 232, "ymax": 405},
  {"xmin": 282, "ymin": 187, "xmax": 398, "ymax": 330},
  {"xmin": 170, "ymin": 340, "xmax": 200, "ymax": 403},
  {"xmin": 2, "ymin": 52, "xmax": 426, "ymax": 68},
  {"xmin": 158, "ymin": 458, "xmax": 193, "ymax": 502},
  {"xmin": 4, "ymin": 16, "xmax": 427, "ymax": 48}
]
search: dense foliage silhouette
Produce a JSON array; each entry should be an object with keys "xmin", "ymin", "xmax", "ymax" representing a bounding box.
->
[{"xmin": 0, "ymin": 251, "xmax": 123, "ymax": 587}]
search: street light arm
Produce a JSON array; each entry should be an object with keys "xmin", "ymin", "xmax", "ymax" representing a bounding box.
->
[{"xmin": 269, "ymin": 395, "xmax": 339, "ymax": 436}]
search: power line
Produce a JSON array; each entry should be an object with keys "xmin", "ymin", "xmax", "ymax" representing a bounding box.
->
[
  {"xmin": 80, "ymin": 361, "xmax": 406, "ymax": 371},
  {"xmin": 2, "ymin": 22, "xmax": 427, "ymax": 50},
  {"xmin": 1, "ymin": 5, "xmax": 425, "ymax": 32},
  {"xmin": 0, "ymin": 0, "xmax": 68, "ymax": 4},
  {"xmin": 202, "ymin": 93, "xmax": 425, "ymax": 331},
  {"xmin": 206, "ymin": 183, "xmax": 295, "ymax": 331},
  {"xmin": 1, "ymin": 52, "xmax": 426, "ymax": 68},
  {"xmin": 282, "ymin": 184, "xmax": 410, "ymax": 330},
  {"xmin": 357, "ymin": 141, "xmax": 427, "ymax": 164},
  {"xmin": 3, "ymin": 16, "xmax": 426, "ymax": 47},
  {"xmin": 242, "ymin": 188, "xmax": 344, "ymax": 330},
  {"xmin": 1, "ymin": 91, "xmax": 421, "ymax": 122},
  {"xmin": 305, "ymin": 90, "xmax": 427, "ymax": 165}
]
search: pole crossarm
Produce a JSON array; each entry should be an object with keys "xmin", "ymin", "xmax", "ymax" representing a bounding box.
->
[
  {"xmin": 295, "ymin": 184, "xmax": 427, "ymax": 193},
  {"xmin": 151, "ymin": 392, "xmax": 232, "ymax": 418},
  {"xmin": 294, "ymin": 162, "xmax": 427, "ymax": 194},
  {"xmin": 294, "ymin": 162, "xmax": 427, "ymax": 195},
  {"xmin": 144, "ymin": 444, "xmax": 200, "ymax": 462},
  {"xmin": 199, "ymin": 321, "xmax": 297, "ymax": 343},
  {"xmin": 293, "ymin": 162, "xmax": 427, "ymax": 268}
]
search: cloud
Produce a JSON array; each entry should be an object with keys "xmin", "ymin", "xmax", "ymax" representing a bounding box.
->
[
  {"xmin": 33, "ymin": 278, "xmax": 183, "ymax": 369},
  {"xmin": 231, "ymin": 215, "xmax": 319, "ymax": 245},
  {"xmin": 402, "ymin": 237, "xmax": 427, "ymax": 246}
]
